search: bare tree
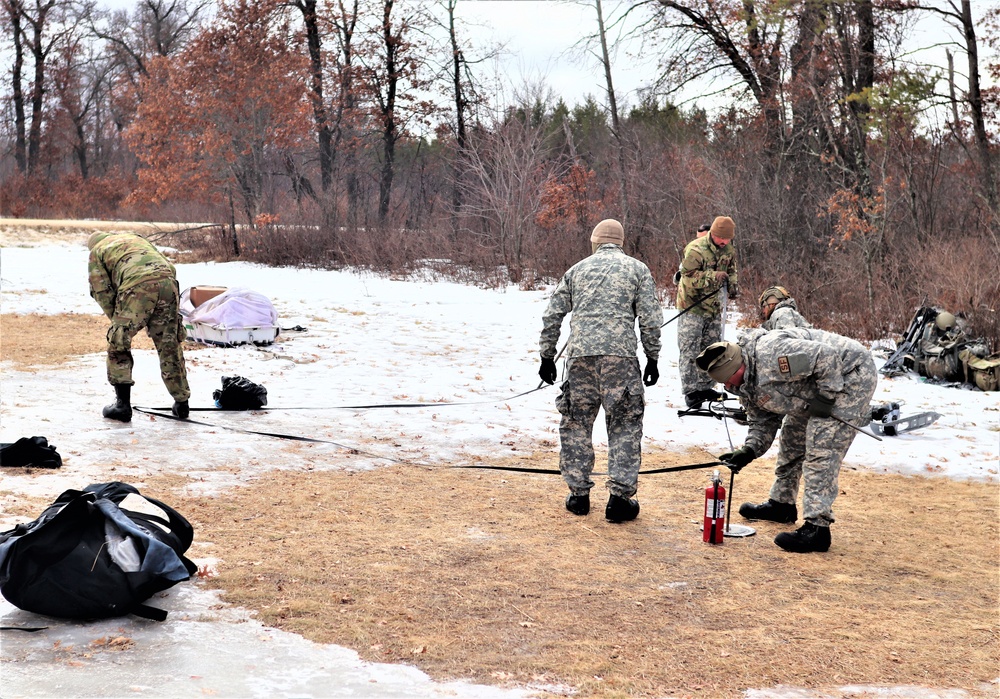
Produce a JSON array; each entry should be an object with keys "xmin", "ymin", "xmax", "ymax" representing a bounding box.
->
[
  {"xmin": 19, "ymin": 0, "xmax": 63, "ymax": 173},
  {"xmin": 457, "ymin": 112, "xmax": 556, "ymax": 282},
  {"xmin": 362, "ymin": 0, "xmax": 435, "ymax": 222},
  {"xmin": 330, "ymin": 0, "xmax": 361, "ymax": 216},
  {"xmin": 288, "ymin": 0, "xmax": 332, "ymax": 192},
  {"xmin": 646, "ymin": 0, "xmax": 786, "ymax": 153},
  {"xmin": 920, "ymin": 0, "xmax": 996, "ymax": 211},
  {"xmin": 87, "ymin": 0, "xmax": 207, "ymax": 84},
  {"xmin": 3, "ymin": 0, "xmax": 28, "ymax": 172}
]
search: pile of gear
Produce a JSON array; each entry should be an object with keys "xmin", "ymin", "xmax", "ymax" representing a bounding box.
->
[{"xmin": 881, "ymin": 307, "xmax": 999, "ymax": 391}]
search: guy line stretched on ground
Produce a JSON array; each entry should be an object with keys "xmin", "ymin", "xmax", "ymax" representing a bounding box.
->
[{"xmin": 86, "ymin": 220, "xmax": 876, "ymax": 555}]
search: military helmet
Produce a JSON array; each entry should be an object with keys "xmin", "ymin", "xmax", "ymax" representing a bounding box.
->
[
  {"xmin": 935, "ymin": 311, "xmax": 956, "ymax": 332},
  {"xmin": 87, "ymin": 231, "xmax": 113, "ymax": 250},
  {"xmin": 758, "ymin": 285, "xmax": 790, "ymax": 309}
]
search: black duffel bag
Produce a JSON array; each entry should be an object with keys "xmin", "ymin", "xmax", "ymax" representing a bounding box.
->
[{"xmin": 0, "ymin": 482, "xmax": 197, "ymax": 621}]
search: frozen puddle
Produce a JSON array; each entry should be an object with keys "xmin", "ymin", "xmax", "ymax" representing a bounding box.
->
[{"xmin": 0, "ymin": 583, "xmax": 530, "ymax": 699}]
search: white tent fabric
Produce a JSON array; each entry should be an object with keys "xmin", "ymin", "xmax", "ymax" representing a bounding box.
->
[{"xmin": 180, "ymin": 287, "xmax": 278, "ymax": 329}]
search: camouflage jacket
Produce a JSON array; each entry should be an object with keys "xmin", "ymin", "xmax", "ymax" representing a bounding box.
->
[
  {"xmin": 88, "ymin": 233, "xmax": 176, "ymax": 318},
  {"xmin": 540, "ymin": 244, "xmax": 663, "ymax": 361},
  {"xmin": 762, "ymin": 298, "xmax": 811, "ymax": 331},
  {"xmin": 674, "ymin": 235, "xmax": 739, "ymax": 316},
  {"xmin": 732, "ymin": 327, "xmax": 873, "ymax": 457}
]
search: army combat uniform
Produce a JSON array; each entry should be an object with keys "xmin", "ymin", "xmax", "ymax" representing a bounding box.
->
[
  {"xmin": 88, "ymin": 233, "xmax": 191, "ymax": 402},
  {"xmin": 762, "ymin": 298, "xmax": 811, "ymax": 331},
  {"xmin": 539, "ymin": 243, "xmax": 662, "ymax": 500},
  {"xmin": 676, "ymin": 233, "xmax": 739, "ymax": 399},
  {"xmin": 731, "ymin": 327, "xmax": 877, "ymax": 527}
]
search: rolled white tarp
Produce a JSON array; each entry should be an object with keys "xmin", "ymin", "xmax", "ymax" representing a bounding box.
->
[{"xmin": 180, "ymin": 287, "xmax": 278, "ymax": 330}]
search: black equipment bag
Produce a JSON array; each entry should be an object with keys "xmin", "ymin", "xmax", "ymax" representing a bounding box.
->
[
  {"xmin": 0, "ymin": 482, "xmax": 197, "ymax": 621},
  {"xmin": 0, "ymin": 436, "xmax": 62, "ymax": 469},
  {"xmin": 213, "ymin": 375, "xmax": 268, "ymax": 410}
]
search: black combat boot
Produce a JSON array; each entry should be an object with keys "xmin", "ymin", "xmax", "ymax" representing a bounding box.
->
[
  {"xmin": 172, "ymin": 400, "xmax": 190, "ymax": 419},
  {"xmin": 102, "ymin": 384, "xmax": 132, "ymax": 422},
  {"xmin": 774, "ymin": 522, "xmax": 831, "ymax": 553},
  {"xmin": 565, "ymin": 493, "xmax": 590, "ymax": 516},
  {"xmin": 738, "ymin": 498, "xmax": 797, "ymax": 523},
  {"xmin": 605, "ymin": 494, "xmax": 640, "ymax": 523}
]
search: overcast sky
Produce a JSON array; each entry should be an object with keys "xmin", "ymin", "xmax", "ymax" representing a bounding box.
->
[{"xmin": 93, "ymin": 0, "xmax": 994, "ymax": 119}]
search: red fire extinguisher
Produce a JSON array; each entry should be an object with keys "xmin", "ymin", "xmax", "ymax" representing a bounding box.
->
[{"xmin": 704, "ymin": 469, "xmax": 725, "ymax": 544}]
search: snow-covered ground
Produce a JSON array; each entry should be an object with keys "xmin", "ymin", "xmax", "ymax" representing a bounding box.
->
[{"xmin": 1, "ymin": 233, "xmax": 997, "ymax": 698}]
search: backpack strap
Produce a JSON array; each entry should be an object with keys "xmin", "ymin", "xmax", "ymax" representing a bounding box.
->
[{"xmin": 129, "ymin": 602, "xmax": 168, "ymax": 622}]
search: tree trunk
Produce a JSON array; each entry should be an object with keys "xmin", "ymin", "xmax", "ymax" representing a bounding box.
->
[
  {"xmin": 377, "ymin": 0, "xmax": 398, "ymax": 222},
  {"xmin": 6, "ymin": 0, "xmax": 27, "ymax": 172},
  {"xmin": 297, "ymin": 0, "xmax": 332, "ymax": 192},
  {"xmin": 447, "ymin": 0, "xmax": 466, "ymax": 224},
  {"xmin": 961, "ymin": 0, "xmax": 997, "ymax": 210},
  {"xmin": 26, "ymin": 1, "xmax": 57, "ymax": 174},
  {"xmin": 595, "ymin": 0, "xmax": 631, "ymax": 225}
]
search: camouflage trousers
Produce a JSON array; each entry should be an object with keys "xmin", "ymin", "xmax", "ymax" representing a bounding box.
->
[
  {"xmin": 106, "ymin": 278, "xmax": 191, "ymax": 402},
  {"xmin": 677, "ymin": 312, "xmax": 722, "ymax": 395},
  {"xmin": 769, "ymin": 358, "xmax": 878, "ymax": 526},
  {"xmin": 556, "ymin": 356, "xmax": 645, "ymax": 498}
]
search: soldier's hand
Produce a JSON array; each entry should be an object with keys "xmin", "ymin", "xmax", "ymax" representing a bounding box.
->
[
  {"xmin": 719, "ymin": 446, "xmax": 755, "ymax": 472},
  {"xmin": 714, "ymin": 271, "xmax": 729, "ymax": 283},
  {"xmin": 807, "ymin": 394, "xmax": 836, "ymax": 418},
  {"xmin": 539, "ymin": 357, "xmax": 557, "ymax": 385},
  {"xmin": 643, "ymin": 359, "xmax": 659, "ymax": 386}
]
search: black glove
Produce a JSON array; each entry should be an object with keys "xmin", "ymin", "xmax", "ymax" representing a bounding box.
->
[
  {"xmin": 539, "ymin": 357, "xmax": 557, "ymax": 385},
  {"xmin": 719, "ymin": 446, "xmax": 755, "ymax": 473},
  {"xmin": 643, "ymin": 359, "xmax": 659, "ymax": 386},
  {"xmin": 808, "ymin": 393, "xmax": 836, "ymax": 418}
]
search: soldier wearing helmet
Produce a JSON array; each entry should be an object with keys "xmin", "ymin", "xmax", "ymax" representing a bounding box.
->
[{"xmin": 758, "ymin": 285, "xmax": 811, "ymax": 331}]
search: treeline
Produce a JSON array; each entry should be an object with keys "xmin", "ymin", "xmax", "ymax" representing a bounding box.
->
[{"xmin": 2, "ymin": 0, "xmax": 998, "ymax": 346}]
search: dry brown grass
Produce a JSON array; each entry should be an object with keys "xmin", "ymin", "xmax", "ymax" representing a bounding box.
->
[
  {"xmin": 0, "ymin": 313, "xmax": 207, "ymax": 370},
  {"xmin": 160, "ymin": 454, "xmax": 999, "ymax": 699}
]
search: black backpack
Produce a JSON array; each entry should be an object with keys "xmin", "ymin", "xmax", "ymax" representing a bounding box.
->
[
  {"xmin": 213, "ymin": 375, "xmax": 268, "ymax": 410},
  {"xmin": 0, "ymin": 482, "xmax": 197, "ymax": 621},
  {"xmin": 0, "ymin": 436, "xmax": 62, "ymax": 469}
]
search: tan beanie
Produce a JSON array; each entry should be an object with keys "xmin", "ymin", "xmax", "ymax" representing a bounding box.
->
[
  {"xmin": 696, "ymin": 341, "xmax": 743, "ymax": 383},
  {"xmin": 709, "ymin": 216, "xmax": 735, "ymax": 241},
  {"xmin": 591, "ymin": 219, "xmax": 624, "ymax": 246}
]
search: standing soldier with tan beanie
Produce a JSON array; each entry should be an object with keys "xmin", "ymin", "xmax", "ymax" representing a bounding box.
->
[
  {"xmin": 88, "ymin": 232, "xmax": 191, "ymax": 422},
  {"xmin": 676, "ymin": 215, "xmax": 740, "ymax": 408},
  {"xmin": 538, "ymin": 219, "xmax": 663, "ymax": 523}
]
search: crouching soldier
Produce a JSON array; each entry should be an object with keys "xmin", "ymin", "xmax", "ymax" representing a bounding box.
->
[
  {"xmin": 758, "ymin": 285, "xmax": 811, "ymax": 331},
  {"xmin": 696, "ymin": 327, "xmax": 877, "ymax": 553},
  {"xmin": 88, "ymin": 232, "xmax": 191, "ymax": 422}
]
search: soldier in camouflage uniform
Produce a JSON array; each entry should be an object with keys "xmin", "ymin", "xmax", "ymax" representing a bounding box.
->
[
  {"xmin": 538, "ymin": 219, "xmax": 663, "ymax": 523},
  {"xmin": 759, "ymin": 285, "xmax": 811, "ymax": 331},
  {"xmin": 676, "ymin": 216, "xmax": 740, "ymax": 408},
  {"xmin": 695, "ymin": 327, "xmax": 877, "ymax": 553},
  {"xmin": 88, "ymin": 232, "xmax": 191, "ymax": 422}
]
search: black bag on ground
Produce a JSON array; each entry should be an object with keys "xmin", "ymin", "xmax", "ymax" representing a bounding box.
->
[
  {"xmin": 0, "ymin": 436, "xmax": 62, "ymax": 469},
  {"xmin": 213, "ymin": 375, "xmax": 268, "ymax": 410},
  {"xmin": 0, "ymin": 482, "xmax": 197, "ymax": 621}
]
